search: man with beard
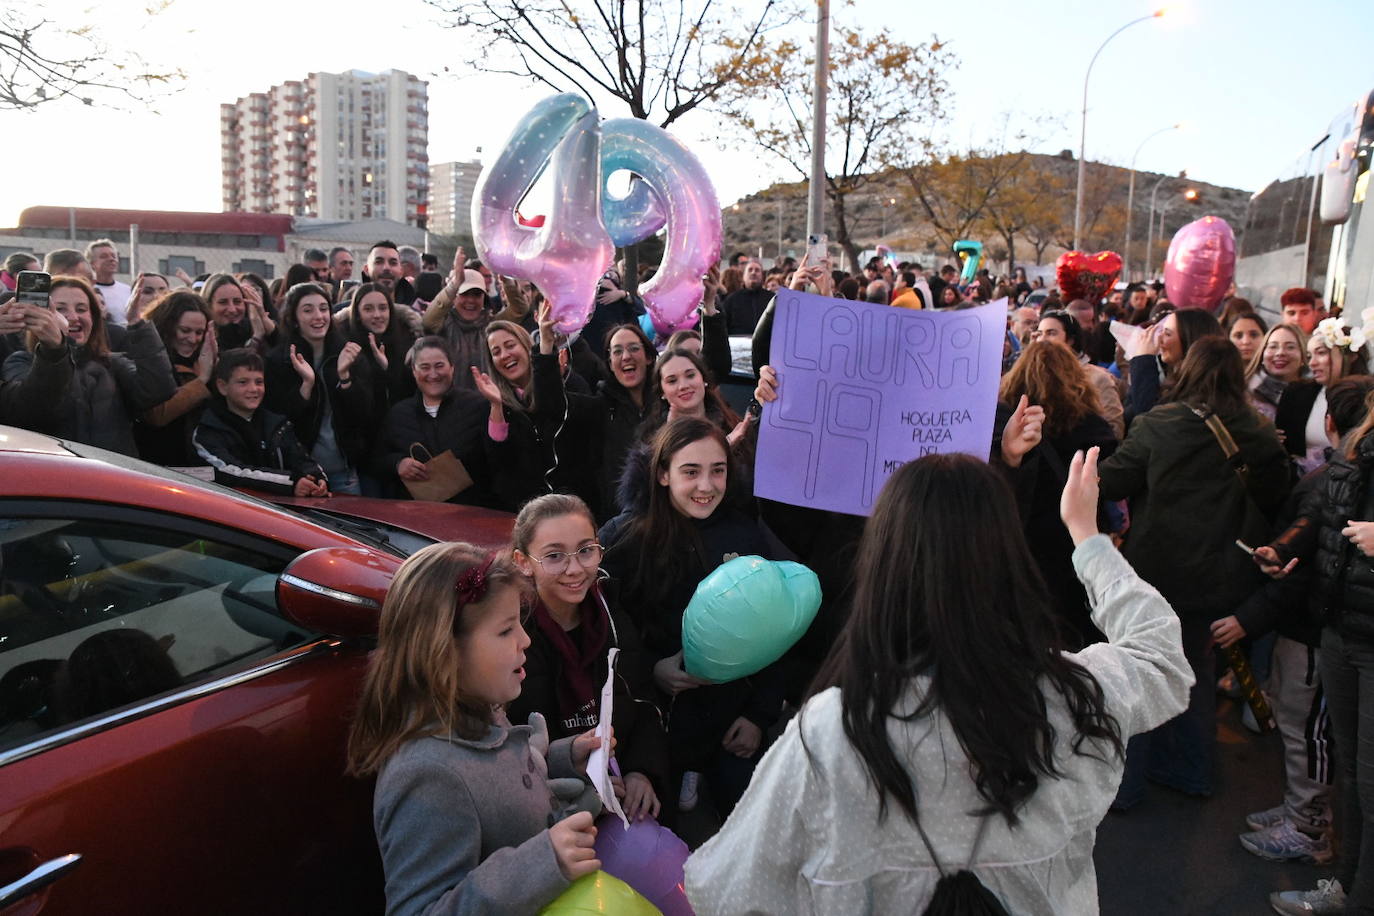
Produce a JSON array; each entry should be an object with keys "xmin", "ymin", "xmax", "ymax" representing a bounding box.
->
[{"xmin": 364, "ymin": 240, "xmax": 417, "ymax": 306}]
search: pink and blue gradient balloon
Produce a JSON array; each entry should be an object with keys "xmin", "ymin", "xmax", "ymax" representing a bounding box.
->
[
  {"xmin": 1164, "ymin": 216, "xmax": 1235, "ymax": 310},
  {"xmin": 600, "ymin": 118, "xmax": 722, "ymax": 334},
  {"xmin": 471, "ymin": 93, "xmax": 614, "ymax": 335}
]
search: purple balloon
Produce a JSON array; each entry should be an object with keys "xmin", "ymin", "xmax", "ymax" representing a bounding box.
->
[
  {"xmin": 1163, "ymin": 216, "xmax": 1235, "ymax": 310},
  {"xmin": 593, "ymin": 815, "xmax": 694, "ymax": 916},
  {"xmin": 600, "ymin": 118, "xmax": 722, "ymax": 335},
  {"xmin": 471, "ymin": 93, "xmax": 614, "ymax": 335}
]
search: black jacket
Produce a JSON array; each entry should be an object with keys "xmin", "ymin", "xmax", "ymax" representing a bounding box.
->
[
  {"xmin": 721, "ymin": 287, "xmax": 773, "ymax": 336},
  {"xmin": 1273, "ymin": 433, "xmax": 1374, "ymax": 643},
  {"xmin": 263, "ymin": 341, "xmax": 370, "ymax": 467},
  {"xmin": 0, "ymin": 339, "xmax": 73, "ymax": 433},
  {"xmin": 489, "ymin": 352, "xmax": 605, "ymax": 514},
  {"xmin": 1235, "ymin": 463, "xmax": 1326, "ymax": 647},
  {"xmin": 2, "ymin": 322, "xmax": 174, "ymax": 457},
  {"xmin": 375, "ymin": 387, "xmax": 500, "ymax": 508},
  {"xmin": 996, "ymin": 405, "xmax": 1120, "ymax": 647},
  {"xmin": 192, "ymin": 399, "xmax": 323, "ymax": 496},
  {"xmin": 506, "ymin": 582, "xmax": 669, "ymax": 800},
  {"xmin": 1276, "ymin": 379, "xmax": 1323, "ymax": 458},
  {"xmin": 592, "ymin": 377, "xmax": 652, "ymax": 522},
  {"xmin": 1099, "ymin": 401, "xmax": 1291, "ymax": 617}
]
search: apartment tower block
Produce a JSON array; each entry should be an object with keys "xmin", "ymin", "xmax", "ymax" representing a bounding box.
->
[{"xmin": 220, "ymin": 69, "xmax": 429, "ymax": 224}]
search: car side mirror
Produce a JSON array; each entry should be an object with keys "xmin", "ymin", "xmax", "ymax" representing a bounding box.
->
[{"xmin": 277, "ymin": 546, "xmax": 399, "ymax": 639}]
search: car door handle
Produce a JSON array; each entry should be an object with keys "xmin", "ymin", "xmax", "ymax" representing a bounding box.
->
[{"xmin": 0, "ymin": 853, "xmax": 82, "ymax": 909}]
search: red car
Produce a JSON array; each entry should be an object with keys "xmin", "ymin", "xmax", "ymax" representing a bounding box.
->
[{"xmin": 0, "ymin": 427, "xmax": 513, "ymax": 915}]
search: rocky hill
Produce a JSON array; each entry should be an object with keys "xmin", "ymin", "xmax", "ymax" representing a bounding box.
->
[{"xmin": 720, "ymin": 152, "xmax": 1251, "ymax": 278}]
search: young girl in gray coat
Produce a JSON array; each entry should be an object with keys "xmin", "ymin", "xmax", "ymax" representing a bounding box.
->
[{"xmin": 348, "ymin": 542, "xmax": 605, "ymax": 916}]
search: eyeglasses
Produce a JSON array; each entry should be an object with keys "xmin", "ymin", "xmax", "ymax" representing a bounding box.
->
[
  {"xmin": 531, "ymin": 543, "xmax": 603, "ymax": 573},
  {"xmin": 610, "ymin": 343, "xmax": 644, "ymax": 358}
]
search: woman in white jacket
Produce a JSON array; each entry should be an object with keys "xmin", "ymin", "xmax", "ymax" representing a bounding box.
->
[{"xmin": 684, "ymin": 437, "xmax": 1193, "ymax": 915}]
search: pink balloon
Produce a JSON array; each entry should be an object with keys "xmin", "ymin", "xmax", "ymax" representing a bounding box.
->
[
  {"xmin": 1163, "ymin": 216, "xmax": 1235, "ymax": 310},
  {"xmin": 600, "ymin": 118, "xmax": 722, "ymax": 335},
  {"xmin": 592, "ymin": 815, "xmax": 694, "ymax": 916},
  {"xmin": 471, "ymin": 93, "xmax": 614, "ymax": 335}
]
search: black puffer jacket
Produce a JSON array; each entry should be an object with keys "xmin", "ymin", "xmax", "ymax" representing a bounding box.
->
[
  {"xmin": 489, "ymin": 353, "xmax": 605, "ymax": 515},
  {"xmin": 593, "ymin": 377, "xmax": 652, "ymax": 521},
  {"xmin": 374, "ymin": 387, "xmax": 500, "ymax": 508},
  {"xmin": 1273, "ymin": 432, "xmax": 1374, "ymax": 642},
  {"xmin": 2, "ymin": 322, "xmax": 173, "ymax": 457}
]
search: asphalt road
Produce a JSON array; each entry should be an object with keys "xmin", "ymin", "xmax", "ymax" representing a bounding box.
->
[{"xmin": 1096, "ymin": 694, "xmax": 1334, "ymax": 915}]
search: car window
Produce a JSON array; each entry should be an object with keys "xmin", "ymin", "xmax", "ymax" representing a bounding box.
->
[{"xmin": 0, "ymin": 517, "xmax": 314, "ymax": 753}]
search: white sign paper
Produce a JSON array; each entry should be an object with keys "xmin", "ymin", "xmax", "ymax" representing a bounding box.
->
[{"xmin": 586, "ymin": 647, "xmax": 627, "ymax": 827}]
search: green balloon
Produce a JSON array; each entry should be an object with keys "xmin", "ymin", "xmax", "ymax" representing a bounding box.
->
[
  {"xmin": 681, "ymin": 556, "xmax": 822, "ymax": 682},
  {"xmin": 539, "ymin": 871, "xmax": 663, "ymax": 915}
]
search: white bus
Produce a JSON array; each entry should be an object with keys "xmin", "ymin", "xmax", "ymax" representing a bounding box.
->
[{"xmin": 1236, "ymin": 89, "xmax": 1374, "ymax": 319}]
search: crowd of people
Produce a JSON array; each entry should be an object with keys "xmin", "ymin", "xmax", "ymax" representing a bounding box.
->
[{"xmin": 3, "ymin": 235, "xmax": 1372, "ymax": 914}]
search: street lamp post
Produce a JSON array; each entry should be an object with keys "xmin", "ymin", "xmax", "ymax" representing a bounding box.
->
[
  {"xmin": 1144, "ymin": 173, "xmax": 1175, "ymax": 282},
  {"xmin": 1152, "ymin": 188, "xmax": 1198, "ymax": 279},
  {"xmin": 1073, "ymin": 9, "xmax": 1166, "ymax": 251},
  {"xmin": 1125, "ymin": 123, "xmax": 1180, "ymax": 281}
]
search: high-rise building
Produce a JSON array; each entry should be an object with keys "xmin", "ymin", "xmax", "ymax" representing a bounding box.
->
[
  {"xmin": 220, "ymin": 69, "xmax": 428, "ymax": 224},
  {"xmin": 428, "ymin": 159, "xmax": 483, "ymax": 237}
]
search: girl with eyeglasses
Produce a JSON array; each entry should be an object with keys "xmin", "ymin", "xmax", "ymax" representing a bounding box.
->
[{"xmin": 508, "ymin": 493, "xmax": 668, "ymax": 822}]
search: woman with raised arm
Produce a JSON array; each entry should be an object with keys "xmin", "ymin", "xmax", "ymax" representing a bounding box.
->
[
  {"xmin": 136, "ymin": 287, "xmax": 218, "ymax": 466},
  {"xmin": 684, "ymin": 446, "xmax": 1192, "ymax": 914}
]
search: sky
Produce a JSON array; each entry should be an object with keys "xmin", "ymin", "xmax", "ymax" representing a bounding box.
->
[{"xmin": 4, "ymin": 0, "xmax": 1374, "ymax": 226}]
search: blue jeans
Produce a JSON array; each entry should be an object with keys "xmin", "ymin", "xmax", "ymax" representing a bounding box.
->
[
  {"xmin": 1115, "ymin": 615, "xmax": 1215, "ymax": 807},
  {"xmin": 1319, "ymin": 627, "xmax": 1374, "ymax": 909}
]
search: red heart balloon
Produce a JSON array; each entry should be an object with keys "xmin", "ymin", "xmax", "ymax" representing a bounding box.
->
[{"xmin": 1055, "ymin": 250, "xmax": 1123, "ymax": 304}]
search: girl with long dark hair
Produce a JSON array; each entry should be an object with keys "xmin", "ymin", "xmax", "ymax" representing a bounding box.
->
[
  {"xmin": 602, "ymin": 416, "xmax": 788, "ymax": 821},
  {"xmin": 1127, "ymin": 308, "xmax": 1224, "ymax": 419},
  {"xmin": 136, "ymin": 289, "xmax": 218, "ymax": 465},
  {"xmin": 264, "ymin": 282, "xmax": 363, "ymax": 494},
  {"xmin": 594, "ymin": 323, "xmax": 657, "ymax": 520},
  {"xmin": 683, "ymin": 450, "xmax": 1192, "ymax": 913},
  {"xmin": 1101, "ymin": 336, "xmax": 1290, "ymax": 808}
]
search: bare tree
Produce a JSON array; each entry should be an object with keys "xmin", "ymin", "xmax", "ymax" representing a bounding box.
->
[
  {"xmin": 717, "ymin": 25, "xmax": 954, "ymax": 272},
  {"xmin": 0, "ymin": 5, "xmax": 183, "ymax": 111},
  {"xmin": 428, "ymin": 0, "xmax": 797, "ymax": 128}
]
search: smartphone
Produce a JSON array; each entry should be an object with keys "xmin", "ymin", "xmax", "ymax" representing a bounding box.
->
[
  {"xmin": 15, "ymin": 270, "xmax": 51, "ymax": 310},
  {"xmin": 807, "ymin": 234, "xmax": 828, "ymax": 266}
]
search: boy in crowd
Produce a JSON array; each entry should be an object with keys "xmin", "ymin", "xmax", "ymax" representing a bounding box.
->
[{"xmin": 193, "ymin": 348, "xmax": 329, "ymax": 497}]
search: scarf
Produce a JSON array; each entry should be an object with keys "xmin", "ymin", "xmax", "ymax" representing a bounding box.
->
[{"xmin": 528, "ymin": 585, "xmax": 611, "ymax": 729}]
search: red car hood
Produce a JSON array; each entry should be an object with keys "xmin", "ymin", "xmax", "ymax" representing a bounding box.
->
[{"xmin": 265, "ymin": 494, "xmax": 514, "ymax": 551}]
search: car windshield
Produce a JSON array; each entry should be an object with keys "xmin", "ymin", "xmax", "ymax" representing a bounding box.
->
[{"xmin": 57, "ymin": 440, "xmax": 419, "ymax": 558}]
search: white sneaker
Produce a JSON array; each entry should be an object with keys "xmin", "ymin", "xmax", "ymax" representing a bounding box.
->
[
  {"xmin": 1240, "ymin": 820, "xmax": 1335, "ymax": 864},
  {"xmin": 1247, "ymin": 804, "xmax": 1286, "ymax": 831},
  {"xmin": 678, "ymin": 771, "xmax": 701, "ymax": 812},
  {"xmin": 1270, "ymin": 878, "xmax": 1346, "ymax": 915}
]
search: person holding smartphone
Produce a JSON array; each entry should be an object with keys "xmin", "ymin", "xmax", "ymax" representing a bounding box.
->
[{"xmin": 0, "ymin": 284, "xmax": 73, "ymax": 430}]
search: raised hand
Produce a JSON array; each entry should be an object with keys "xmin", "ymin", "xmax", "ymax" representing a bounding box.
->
[
  {"xmin": 1000, "ymin": 394, "xmax": 1044, "ymax": 468},
  {"xmin": 368, "ymin": 333, "xmax": 388, "ymax": 371},
  {"xmin": 125, "ymin": 273, "xmax": 149, "ymax": 324},
  {"xmin": 174, "ymin": 267, "xmax": 194, "ymax": 287},
  {"xmin": 337, "ymin": 341, "xmax": 362, "ymax": 379},
  {"xmin": 289, "ymin": 344, "xmax": 315, "ymax": 384},
  {"xmin": 1059, "ymin": 446, "xmax": 1101, "ymax": 546},
  {"xmin": 549, "ymin": 811, "xmax": 599, "ymax": 881},
  {"xmin": 702, "ymin": 263, "xmax": 722, "ymax": 315},
  {"xmin": 195, "ymin": 324, "xmax": 218, "ymax": 384},
  {"xmin": 470, "ymin": 366, "xmax": 503, "ymax": 406}
]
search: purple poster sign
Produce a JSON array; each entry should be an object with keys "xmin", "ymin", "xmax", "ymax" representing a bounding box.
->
[{"xmin": 754, "ymin": 290, "xmax": 1005, "ymax": 516}]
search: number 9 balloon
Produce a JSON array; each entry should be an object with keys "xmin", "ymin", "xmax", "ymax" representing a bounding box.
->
[
  {"xmin": 601, "ymin": 118, "xmax": 722, "ymax": 334},
  {"xmin": 471, "ymin": 93, "xmax": 614, "ymax": 335}
]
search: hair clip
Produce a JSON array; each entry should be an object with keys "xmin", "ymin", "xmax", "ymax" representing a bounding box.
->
[{"xmin": 455, "ymin": 554, "xmax": 496, "ymax": 608}]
